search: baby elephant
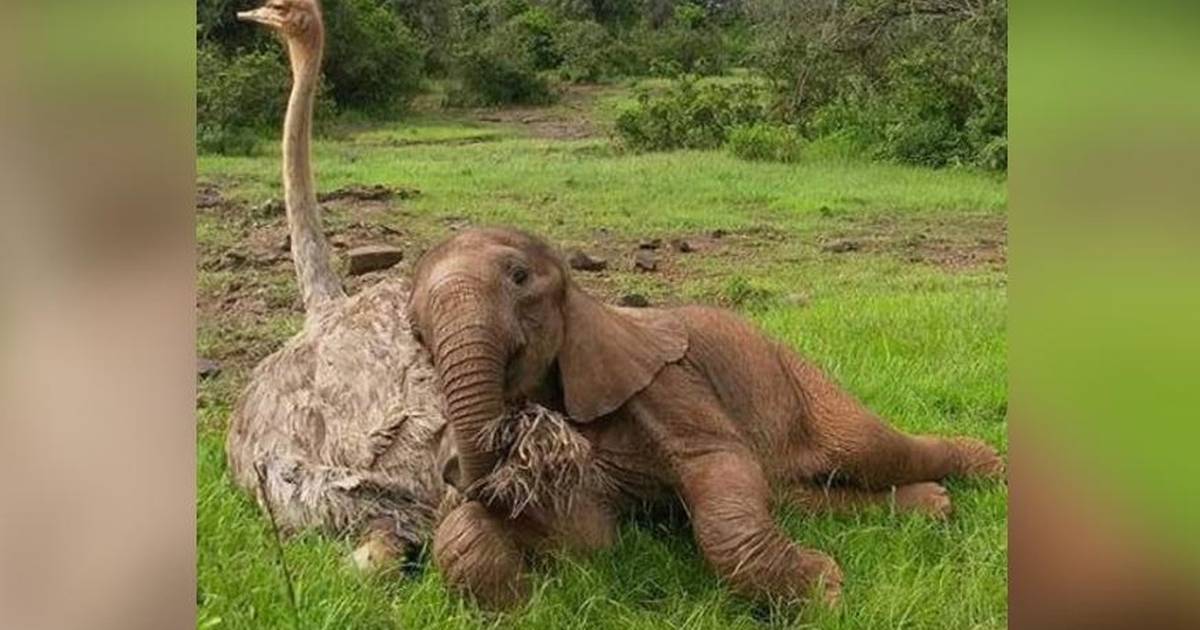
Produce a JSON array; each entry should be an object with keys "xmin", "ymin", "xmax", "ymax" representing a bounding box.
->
[{"xmin": 409, "ymin": 228, "xmax": 1004, "ymax": 609}]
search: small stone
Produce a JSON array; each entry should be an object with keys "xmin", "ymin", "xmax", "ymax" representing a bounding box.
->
[
  {"xmin": 198, "ymin": 357, "xmax": 222, "ymax": 380},
  {"xmin": 442, "ymin": 216, "xmax": 470, "ymax": 232},
  {"xmin": 634, "ymin": 249, "xmax": 657, "ymax": 272},
  {"xmin": 347, "ymin": 245, "xmax": 404, "ymax": 276},
  {"xmin": 824, "ymin": 240, "xmax": 860, "ymax": 254},
  {"xmin": 671, "ymin": 239, "xmax": 695, "ymax": 253},
  {"xmin": 257, "ymin": 199, "xmax": 285, "ymax": 215},
  {"xmin": 568, "ymin": 251, "xmax": 608, "ymax": 272},
  {"xmin": 196, "ymin": 184, "xmax": 223, "ymax": 209},
  {"xmin": 710, "ymin": 229, "xmax": 728, "ymax": 239},
  {"xmin": 638, "ymin": 238, "xmax": 663, "ymax": 250},
  {"xmin": 619, "ymin": 293, "xmax": 650, "ymax": 308},
  {"xmin": 223, "ymin": 251, "xmax": 248, "ymax": 268}
]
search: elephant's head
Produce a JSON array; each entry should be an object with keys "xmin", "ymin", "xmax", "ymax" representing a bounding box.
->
[{"xmin": 409, "ymin": 228, "xmax": 688, "ymax": 491}]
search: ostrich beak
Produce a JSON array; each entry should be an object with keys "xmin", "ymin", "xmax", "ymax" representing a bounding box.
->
[{"xmin": 236, "ymin": 7, "xmax": 283, "ymax": 28}]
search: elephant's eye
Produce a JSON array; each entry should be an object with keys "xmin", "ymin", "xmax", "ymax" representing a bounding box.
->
[{"xmin": 510, "ymin": 266, "xmax": 529, "ymax": 286}]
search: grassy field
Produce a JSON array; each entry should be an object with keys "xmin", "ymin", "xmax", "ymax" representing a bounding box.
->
[{"xmin": 196, "ymin": 84, "xmax": 1007, "ymax": 629}]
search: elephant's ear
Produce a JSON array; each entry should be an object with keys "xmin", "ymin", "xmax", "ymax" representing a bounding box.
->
[{"xmin": 558, "ymin": 288, "xmax": 688, "ymax": 422}]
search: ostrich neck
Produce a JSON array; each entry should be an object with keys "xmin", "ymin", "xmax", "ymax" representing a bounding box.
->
[{"xmin": 283, "ymin": 40, "xmax": 343, "ymax": 315}]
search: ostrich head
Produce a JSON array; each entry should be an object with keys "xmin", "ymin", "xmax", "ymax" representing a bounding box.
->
[{"xmin": 237, "ymin": 0, "xmax": 323, "ymax": 49}]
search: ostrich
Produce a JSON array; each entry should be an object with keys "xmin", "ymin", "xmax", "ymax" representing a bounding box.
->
[
  {"xmin": 227, "ymin": 0, "xmax": 594, "ymax": 574},
  {"xmin": 228, "ymin": 0, "xmax": 594, "ymax": 578},
  {"xmin": 227, "ymin": 0, "xmax": 446, "ymax": 569}
]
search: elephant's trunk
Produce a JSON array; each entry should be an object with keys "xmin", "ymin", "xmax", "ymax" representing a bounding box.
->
[{"xmin": 428, "ymin": 280, "xmax": 507, "ymax": 488}]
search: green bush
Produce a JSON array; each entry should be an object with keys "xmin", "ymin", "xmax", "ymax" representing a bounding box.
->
[
  {"xmin": 447, "ymin": 5, "xmax": 558, "ymax": 105},
  {"xmin": 627, "ymin": 20, "xmax": 728, "ymax": 77},
  {"xmin": 322, "ymin": 0, "xmax": 423, "ymax": 110},
  {"xmin": 511, "ymin": 6, "xmax": 562, "ymax": 70},
  {"xmin": 726, "ymin": 122, "xmax": 803, "ymax": 163},
  {"xmin": 615, "ymin": 77, "xmax": 765, "ymax": 151},
  {"xmin": 197, "ymin": 43, "xmax": 288, "ymax": 154},
  {"xmin": 197, "ymin": 40, "xmax": 337, "ymax": 155},
  {"xmin": 448, "ymin": 40, "xmax": 556, "ymax": 106},
  {"xmin": 197, "ymin": 0, "xmax": 419, "ymax": 148},
  {"xmin": 746, "ymin": 0, "xmax": 1006, "ymax": 169},
  {"xmin": 553, "ymin": 19, "xmax": 616, "ymax": 83}
]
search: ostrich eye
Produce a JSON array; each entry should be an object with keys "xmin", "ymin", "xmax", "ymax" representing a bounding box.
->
[{"xmin": 510, "ymin": 266, "xmax": 529, "ymax": 286}]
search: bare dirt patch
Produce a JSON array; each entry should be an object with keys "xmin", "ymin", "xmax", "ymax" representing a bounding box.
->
[
  {"xmin": 551, "ymin": 226, "xmax": 787, "ymax": 307},
  {"xmin": 820, "ymin": 213, "xmax": 1006, "ymax": 271},
  {"xmin": 318, "ymin": 184, "xmax": 419, "ymax": 204},
  {"xmin": 472, "ymin": 85, "xmax": 608, "ymax": 140}
]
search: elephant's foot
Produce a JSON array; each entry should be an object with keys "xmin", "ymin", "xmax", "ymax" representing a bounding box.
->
[
  {"xmin": 716, "ymin": 542, "xmax": 843, "ymax": 607},
  {"xmin": 434, "ymin": 501, "xmax": 531, "ymax": 610},
  {"xmin": 350, "ymin": 517, "xmax": 407, "ymax": 574},
  {"xmin": 950, "ymin": 438, "xmax": 1006, "ymax": 479},
  {"xmin": 795, "ymin": 550, "xmax": 844, "ymax": 607},
  {"xmin": 890, "ymin": 482, "xmax": 953, "ymax": 519}
]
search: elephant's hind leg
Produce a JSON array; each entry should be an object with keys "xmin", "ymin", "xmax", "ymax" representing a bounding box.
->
[
  {"xmin": 822, "ymin": 414, "xmax": 1004, "ymax": 489},
  {"xmin": 785, "ymin": 355, "xmax": 1003, "ymax": 488},
  {"xmin": 784, "ymin": 481, "xmax": 953, "ymax": 520}
]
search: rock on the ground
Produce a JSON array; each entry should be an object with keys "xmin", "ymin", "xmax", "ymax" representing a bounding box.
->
[
  {"xmin": 568, "ymin": 250, "xmax": 608, "ymax": 272},
  {"xmin": 710, "ymin": 229, "xmax": 728, "ymax": 239},
  {"xmin": 442, "ymin": 216, "xmax": 470, "ymax": 231},
  {"xmin": 222, "ymin": 251, "xmax": 248, "ymax": 269},
  {"xmin": 634, "ymin": 249, "xmax": 657, "ymax": 272},
  {"xmin": 671, "ymin": 239, "xmax": 695, "ymax": 253},
  {"xmin": 619, "ymin": 294, "xmax": 650, "ymax": 308},
  {"xmin": 823, "ymin": 240, "xmax": 860, "ymax": 254},
  {"xmin": 346, "ymin": 245, "xmax": 404, "ymax": 276},
  {"xmin": 257, "ymin": 199, "xmax": 285, "ymax": 215},
  {"xmin": 198, "ymin": 358, "xmax": 222, "ymax": 380},
  {"xmin": 638, "ymin": 238, "xmax": 663, "ymax": 250},
  {"xmin": 196, "ymin": 184, "xmax": 223, "ymax": 209}
]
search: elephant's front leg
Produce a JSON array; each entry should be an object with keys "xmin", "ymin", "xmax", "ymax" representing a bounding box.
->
[
  {"xmin": 433, "ymin": 501, "xmax": 531, "ymax": 610},
  {"xmin": 433, "ymin": 496, "xmax": 618, "ymax": 610},
  {"xmin": 678, "ymin": 449, "xmax": 843, "ymax": 606}
]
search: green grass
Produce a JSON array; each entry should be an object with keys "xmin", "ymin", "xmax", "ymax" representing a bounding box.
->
[{"xmin": 197, "ymin": 84, "xmax": 1006, "ymax": 629}]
